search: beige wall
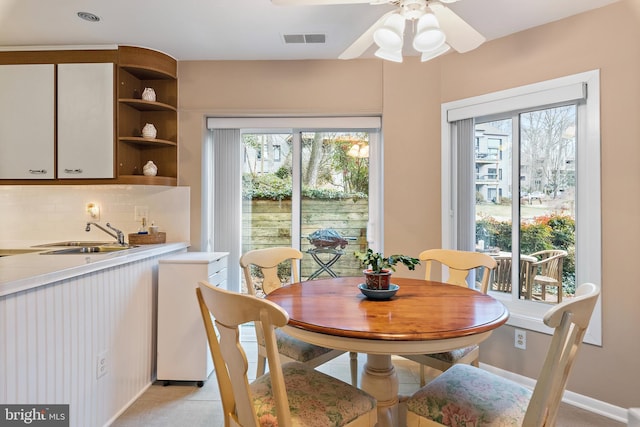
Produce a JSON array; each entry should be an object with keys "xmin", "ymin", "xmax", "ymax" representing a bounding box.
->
[{"xmin": 178, "ymin": 0, "xmax": 640, "ymax": 411}]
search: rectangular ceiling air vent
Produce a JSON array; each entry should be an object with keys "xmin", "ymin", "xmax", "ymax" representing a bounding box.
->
[{"xmin": 283, "ymin": 33, "xmax": 326, "ymax": 44}]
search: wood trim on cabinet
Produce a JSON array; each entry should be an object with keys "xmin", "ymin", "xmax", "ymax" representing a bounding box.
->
[
  {"xmin": 0, "ymin": 50, "xmax": 118, "ymax": 65},
  {"xmin": 117, "ymin": 46, "xmax": 176, "ymax": 79}
]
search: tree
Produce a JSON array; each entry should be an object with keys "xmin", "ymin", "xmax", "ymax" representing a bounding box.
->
[
  {"xmin": 520, "ymin": 106, "xmax": 576, "ymax": 198},
  {"xmin": 304, "ymin": 133, "xmax": 324, "ymax": 187}
]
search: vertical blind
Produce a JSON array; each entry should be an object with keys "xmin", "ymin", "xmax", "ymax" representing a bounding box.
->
[{"xmin": 212, "ymin": 129, "xmax": 242, "ymax": 292}]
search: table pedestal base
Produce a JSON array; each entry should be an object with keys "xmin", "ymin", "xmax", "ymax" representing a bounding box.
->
[{"xmin": 360, "ymin": 354, "xmax": 399, "ymax": 427}]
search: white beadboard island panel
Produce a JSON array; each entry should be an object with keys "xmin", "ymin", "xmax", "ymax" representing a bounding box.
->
[{"xmin": 0, "ymin": 243, "xmax": 188, "ymax": 427}]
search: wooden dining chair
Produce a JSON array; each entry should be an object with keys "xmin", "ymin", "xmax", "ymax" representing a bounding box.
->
[
  {"xmin": 196, "ymin": 281, "xmax": 377, "ymax": 427},
  {"xmin": 404, "ymin": 249, "xmax": 497, "ymax": 386},
  {"xmin": 240, "ymin": 247, "xmax": 358, "ymax": 386},
  {"xmin": 405, "ymin": 282, "xmax": 600, "ymax": 427}
]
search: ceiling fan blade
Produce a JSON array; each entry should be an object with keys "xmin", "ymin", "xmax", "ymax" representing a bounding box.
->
[
  {"xmin": 430, "ymin": 2, "xmax": 485, "ymax": 53},
  {"xmin": 272, "ymin": 0, "xmax": 370, "ymax": 5},
  {"xmin": 338, "ymin": 10, "xmax": 395, "ymax": 60}
]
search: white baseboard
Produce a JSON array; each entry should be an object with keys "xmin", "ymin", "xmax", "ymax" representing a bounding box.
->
[
  {"xmin": 103, "ymin": 381, "xmax": 153, "ymax": 427},
  {"xmin": 480, "ymin": 363, "xmax": 628, "ymax": 424},
  {"xmin": 628, "ymin": 408, "xmax": 640, "ymax": 427}
]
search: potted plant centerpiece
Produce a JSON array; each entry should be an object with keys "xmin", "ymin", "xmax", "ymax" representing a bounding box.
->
[{"xmin": 355, "ymin": 249, "xmax": 420, "ymax": 290}]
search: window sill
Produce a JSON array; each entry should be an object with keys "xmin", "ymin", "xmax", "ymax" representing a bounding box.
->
[{"xmin": 491, "ymin": 291, "xmax": 602, "ymax": 346}]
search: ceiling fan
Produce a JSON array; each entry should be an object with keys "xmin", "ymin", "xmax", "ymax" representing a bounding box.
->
[{"xmin": 272, "ymin": 0, "xmax": 485, "ymax": 62}]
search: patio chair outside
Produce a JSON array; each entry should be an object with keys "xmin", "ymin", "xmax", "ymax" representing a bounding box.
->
[{"xmin": 526, "ymin": 249, "xmax": 568, "ymax": 303}]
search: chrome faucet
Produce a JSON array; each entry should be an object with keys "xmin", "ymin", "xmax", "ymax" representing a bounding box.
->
[{"xmin": 85, "ymin": 222, "xmax": 126, "ymax": 246}]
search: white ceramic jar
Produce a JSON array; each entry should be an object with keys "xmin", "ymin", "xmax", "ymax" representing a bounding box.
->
[
  {"xmin": 142, "ymin": 87, "xmax": 156, "ymax": 102},
  {"xmin": 142, "ymin": 123, "xmax": 157, "ymax": 139},
  {"xmin": 143, "ymin": 160, "xmax": 158, "ymax": 176}
]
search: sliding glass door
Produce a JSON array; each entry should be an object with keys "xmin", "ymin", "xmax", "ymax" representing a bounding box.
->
[
  {"xmin": 208, "ymin": 117, "xmax": 381, "ymax": 292},
  {"xmin": 242, "ymin": 130, "xmax": 373, "ymax": 285}
]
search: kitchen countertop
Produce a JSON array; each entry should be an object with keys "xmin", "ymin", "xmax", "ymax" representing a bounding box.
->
[{"xmin": 0, "ymin": 241, "xmax": 189, "ymax": 297}]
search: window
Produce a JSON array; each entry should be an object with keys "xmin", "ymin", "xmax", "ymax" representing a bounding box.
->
[{"xmin": 441, "ymin": 71, "xmax": 601, "ymax": 344}]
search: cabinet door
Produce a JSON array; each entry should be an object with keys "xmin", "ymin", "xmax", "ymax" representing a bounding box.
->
[
  {"xmin": 58, "ymin": 63, "xmax": 114, "ymax": 179},
  {"xmin": 0, "ymin": 64, "xmax": 55, "ymax": 179}
]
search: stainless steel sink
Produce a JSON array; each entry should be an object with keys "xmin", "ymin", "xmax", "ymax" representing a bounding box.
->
[
  {"xmin": 32, "ymin": 241, "xmax": 117, "ymax": 248},
  {"xmin": 40, "ymin": 245, "xmax": 138, "ymax": 255},
  {"xmin": 0, "ymin": 249, "xmax": 45, "ymax": 256}
]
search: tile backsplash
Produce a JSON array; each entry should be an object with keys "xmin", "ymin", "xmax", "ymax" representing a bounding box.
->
[{"xmin": 0, "ymin": 185, "xmax": 190, "ymax": 244}]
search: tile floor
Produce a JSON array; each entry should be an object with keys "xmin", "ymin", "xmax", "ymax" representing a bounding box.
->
[{"xmin": 112, "ymin": 326, "xmax": 623, "ymax": 427}]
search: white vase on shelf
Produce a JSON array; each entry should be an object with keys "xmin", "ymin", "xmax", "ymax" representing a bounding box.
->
[
  {"xmin": 143, "ymin": 161, "xmax": 158, "ymax": 176},
  {"xmin": 142, "ymin": 87, "xmax": 156, "ymax": 102},
  {"xmin": 142, "ymin": 123, "xmax": 157, "ymax": 139}
]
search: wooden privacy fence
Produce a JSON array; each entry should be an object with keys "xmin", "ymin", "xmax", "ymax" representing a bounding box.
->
[{"xmin": 242, "ymin": 199, "xmax": 369, "ymax": 278}]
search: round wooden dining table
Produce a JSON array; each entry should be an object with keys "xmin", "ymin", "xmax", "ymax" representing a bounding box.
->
[{"xmin": 266, "ymin": 276, "xmax": 509, "ymax": 427}]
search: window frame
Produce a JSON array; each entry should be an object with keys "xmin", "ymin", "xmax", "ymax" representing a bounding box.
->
[{"xmin": 441, "ymin": 70, "xmax": 602, "ymax": 345}]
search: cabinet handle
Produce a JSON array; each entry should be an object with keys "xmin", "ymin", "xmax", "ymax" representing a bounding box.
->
[
  {"xmin": 28, "ymin": 169, "xmax": 48, "ymax": 174},
  {"xmin": 64, "ymin": 168, "xmax": 84, "ymax": 174}
]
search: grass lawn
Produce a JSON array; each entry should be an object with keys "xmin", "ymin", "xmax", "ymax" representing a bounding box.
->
[{"xmin": 476, "ymin": 200, "xmax": 571, "ymax": 222}]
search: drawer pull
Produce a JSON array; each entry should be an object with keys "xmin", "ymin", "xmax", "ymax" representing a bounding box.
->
[{"xmin": 28, "ymin": 169, "xmax": 48, "ymax": 174}]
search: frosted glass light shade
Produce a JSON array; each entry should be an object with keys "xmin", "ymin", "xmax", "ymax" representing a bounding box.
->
[
  {"xmin": 420, "ymin": 43, "xmax": 451, "ymax": 62},
  {"xmin": 413, "ymin": 13, "xmax": 446, "ymax": 53},
  {"xmin": 374, "ymin": 47, "xmax": 403, "ymax": 63},
  {"xmin": 373, "ymin": 13, "xmax": 405, "ymax": 51}
]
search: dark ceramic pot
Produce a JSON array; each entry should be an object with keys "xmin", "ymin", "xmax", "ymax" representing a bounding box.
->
[{"xmin": 363, "ymin": 269, "xmax": 392, "ymax": 290}]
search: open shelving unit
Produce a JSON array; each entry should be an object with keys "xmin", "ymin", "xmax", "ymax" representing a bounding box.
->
[{"xmin": 117, "ymin": 46, "xmax": 178, "ymax": 186}]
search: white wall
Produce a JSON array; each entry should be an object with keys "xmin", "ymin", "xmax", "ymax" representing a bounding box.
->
[{"xmin": 0, "ymin": 185, "xmax": 190, "ymax": 244}]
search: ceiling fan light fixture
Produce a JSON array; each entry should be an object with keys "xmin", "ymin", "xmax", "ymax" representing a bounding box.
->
[
  {"xmin": 413, "ymin": 28, "xmax": 445, "ymax": 52},
  {"xmin": 373, "ymin": 13, "xmax": 405, "ymax": 51},
  {"xmin": 374, "ymin": 47, "xmax": 403, "ymax": 63},
  {"xmin": 420, "ymin": 43, "xmax": 450, "ymax": 62},
  {"xmin": 413, "ymin": 13, "xmax": 445, "ymax": 52}
]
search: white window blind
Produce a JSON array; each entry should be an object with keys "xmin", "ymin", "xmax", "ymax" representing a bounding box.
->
[{"xmin": 447, "ymin": 81, "xmax": 587, "ymax": 122}]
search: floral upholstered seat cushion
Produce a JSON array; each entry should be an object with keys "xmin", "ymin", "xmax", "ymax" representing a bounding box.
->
[
  {"xmin": 275, "ymin": 329, "xmax": 335, "ymax": 362},
  {"xmin": 406, "ymin": 364, "xmax": 532, "ymax": 427},
  {"xmin": 428, "ymin": 345, "xmax": 476, "ymax": 363},
  {"xmin": 251, "ymin": 362, "xmax": 376, "ymax": 427}
]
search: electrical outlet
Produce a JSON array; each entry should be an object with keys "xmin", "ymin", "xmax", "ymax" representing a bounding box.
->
[
  {"xmin": 134, "ymin": 206, "xmax": 149, "ymax": 221},
  {"xmin": 96, "ymin": 351, "xmax": 108, "ymax": 379},
  {"xmin": 515, "ymin": 329, "xmax": 526, "ymax": 350}
]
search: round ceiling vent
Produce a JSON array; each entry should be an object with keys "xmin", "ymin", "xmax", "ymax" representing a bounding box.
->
[{"xmin": 77, "ymin": 11, "xmax": 100, "ymax": 22}]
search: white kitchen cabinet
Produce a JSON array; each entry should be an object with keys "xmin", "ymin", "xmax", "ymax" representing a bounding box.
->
[
  {"xmin": 57, "ymin": 62, "xmax": 114, "ymax": 179},
  {"xmin": 0, "ymin": 64, "xmax": 55, "ymax": 179},
  {"xmin": 157, "ymin": 252, "xmax": 228, "ymax": 385}
]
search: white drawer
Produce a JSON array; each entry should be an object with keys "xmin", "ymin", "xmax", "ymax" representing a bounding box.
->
[
  {"xmin": 208, "ymin": 268, "xmax": 228, "ymax": 288},
  {"xmin": 207, "ymin": 257, "xmax": 227, "ymax": 276}
]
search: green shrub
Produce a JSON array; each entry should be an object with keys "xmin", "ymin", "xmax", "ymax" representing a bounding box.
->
[
  {"xmin": 476, "ymin": 213, "xmax": 576, "ymax": 290},
  {"xmin": 242, "ymin": 173, "xmax": 368, "ymax": 201},
  {"xmin": 520, "ymin": 222, "xmax": 552, "ymax": 254},
  {"xmin": 242, "ymin": 174, "xmax": 291, "ymax": 200}
]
